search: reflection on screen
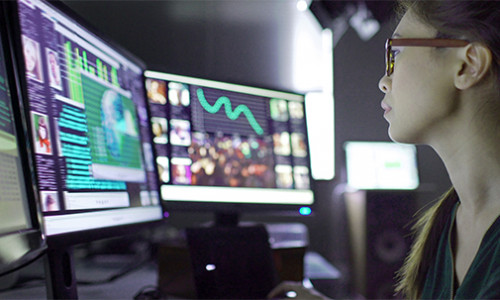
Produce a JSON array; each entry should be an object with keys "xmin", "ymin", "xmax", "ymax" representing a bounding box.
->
[
  {"xmin": 0, "ymin": 30, "xmax": 29, "ymax": 234},
  {"xmin": 145, "ymin": 71, "xmax": 314, "ymax": 206},
  {"xmin": 16, "ymin": 0, "xmax": 161, "ymax": 236}
]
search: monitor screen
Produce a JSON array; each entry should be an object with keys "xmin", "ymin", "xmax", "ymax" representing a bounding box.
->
[
  {"xmin": 144, "ymin": 71, "xmax": 314, "ymax": 215},
  {"xmin": 344, "ymin": 141, "xmax": 419, "ymax": 190},
  {"xmin": 9, "ymin": 0, "xmax": 162, "ymax": 240},
  {"xmin": 0, "ymin": 1, "xmax": 45, "ymax": 275}
]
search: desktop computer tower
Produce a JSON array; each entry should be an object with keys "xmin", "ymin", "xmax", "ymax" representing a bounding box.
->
[{"xmin": 345, "ymin": 190, "xmax": 416, "ymax": 299}]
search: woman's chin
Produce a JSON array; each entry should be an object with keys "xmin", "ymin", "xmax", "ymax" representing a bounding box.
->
[{"xmin": 388, "ymin": 128, "xmax": 417, "ymax": 144}]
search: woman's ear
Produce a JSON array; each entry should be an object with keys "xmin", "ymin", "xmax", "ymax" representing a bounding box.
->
[{"xmin": 455, "ymin": 43, "xmax": 493, "ymax": 90}]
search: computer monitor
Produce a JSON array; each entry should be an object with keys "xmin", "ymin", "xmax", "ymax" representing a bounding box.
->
[
  {"xmin": 5, "ymin": 0, "xmax": 163, "ymax": 297},
  {"xmin": 144, "ymin": 71, "xmax": 315, "ymax": 225},
  {"xmin": 344, "ymin": 141, "xmax": 419, "ymax": 190},
  {"xmin": 0, "ymin": 1, "xmax": 45, "ymax": 277}
]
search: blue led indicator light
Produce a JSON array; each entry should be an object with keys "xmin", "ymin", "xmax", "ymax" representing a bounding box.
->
[{"xmin": 299, "ymin": 207, "xmax": 312, "ymax": 216}]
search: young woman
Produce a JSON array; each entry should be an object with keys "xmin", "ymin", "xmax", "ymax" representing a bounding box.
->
[
  {"xmin": 269, "ymin": 1, "xmax": 500, "ymax": 299},
  {"xmin": 382, "ymin": 1, "xmax": 500, "ymax": 299}
]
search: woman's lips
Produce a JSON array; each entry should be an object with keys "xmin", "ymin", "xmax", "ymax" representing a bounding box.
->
[{"xmin": 381, "ymin": 101, "xmax": 392, "ymax": 115}]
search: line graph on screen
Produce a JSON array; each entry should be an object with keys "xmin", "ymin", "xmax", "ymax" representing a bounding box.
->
[{"xmin": 196, "ymin": 88, "xmax": 264, "ymax": 135}]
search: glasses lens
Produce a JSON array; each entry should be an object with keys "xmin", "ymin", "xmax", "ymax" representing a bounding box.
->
[
  {"xmin": 385, "ymin": 39, "xmax": 393, "ymax": 76},
  {"xmin": 389, "ymin": 53, "xmax": 394, "ymax": 75}
]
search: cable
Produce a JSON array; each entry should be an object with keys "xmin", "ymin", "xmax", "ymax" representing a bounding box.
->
[
  {"xmin": 133, "ymin": 285, "xmax": 165, "ymax": 300},
  {"xmin": 77, "ymin": 255, "xmax": 151, "ymax": 285},
  {"xmin": 0, "ymin": 246, "xmax": 47, "ymax": 279}
]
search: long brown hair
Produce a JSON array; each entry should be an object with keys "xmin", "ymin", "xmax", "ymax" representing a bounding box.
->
[
  {"xmin": 393, "ymin": 1, "xmax": 500, "ymax": 298},
  {"xmin": 395, "ymin": 188, "xmax": 457, "ymax": 299}
]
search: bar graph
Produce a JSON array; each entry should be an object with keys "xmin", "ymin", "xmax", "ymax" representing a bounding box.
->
[{"xmin": 64, "ymin": 41, "xmax": 120, "ymax": 103}]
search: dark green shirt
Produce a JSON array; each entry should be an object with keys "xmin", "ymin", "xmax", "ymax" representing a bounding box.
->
[{"xmin": 421, "ymin": 202, "xmax": 500, "ymax": 299}]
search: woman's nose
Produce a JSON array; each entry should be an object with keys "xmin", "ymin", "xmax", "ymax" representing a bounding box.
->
[{"xmin": 378, "ymin": 74, "xmax": 391, "ymax": 93}]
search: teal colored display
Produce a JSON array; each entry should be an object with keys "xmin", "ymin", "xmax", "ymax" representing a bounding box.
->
[
  {"xmin": 82, "ymin": 75, "xmax": 142, "ymax": 170},
  {"xmin": 196, "ymin": 88, "xmax": 264, "ymax": 135}
]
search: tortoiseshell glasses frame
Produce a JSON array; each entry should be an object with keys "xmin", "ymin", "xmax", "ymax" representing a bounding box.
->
[{"xmin": 385, "ymin": 38, "xmax": 469, "ymax": 76}]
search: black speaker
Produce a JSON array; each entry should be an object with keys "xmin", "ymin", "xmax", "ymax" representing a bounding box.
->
[{"xmin": 345, "ymin": 190, "xmax": 416, "ymax": 299}]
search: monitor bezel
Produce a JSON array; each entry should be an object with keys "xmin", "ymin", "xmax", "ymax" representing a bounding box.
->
[
  {"xmin": 4, "ymin": 0, "xmax": 165, "ymax": 247},
  {"xmin": 145, "ymin": 70, "xmax": 317, "ymax": 219}
]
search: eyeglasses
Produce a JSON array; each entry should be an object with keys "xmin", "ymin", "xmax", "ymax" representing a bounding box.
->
[{"xmin": 385, "ymin": 38, "xmax": 469, "ymax": 76}]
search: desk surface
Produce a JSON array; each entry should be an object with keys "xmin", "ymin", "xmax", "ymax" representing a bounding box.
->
[
  {"xmin": 0, "ymin": 251, "xmax": 342, "ymax": 299},
  {"xmin": 0, "ymin": 254, "xmax": 157, "ymax": 299}
]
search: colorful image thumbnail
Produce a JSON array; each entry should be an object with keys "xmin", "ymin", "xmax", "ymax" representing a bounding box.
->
[
  {"xmin": 168, "ymin": 82, "xmax": 190, "ymax": 106},
  {"xmin": 22, "ymin": 35, "xmax": 44, "ymax": 83},
  {"xmin": 270, "ymin": 99, "xmax": 289, "ymax": 122},
  {"xmin": 41, "ymin": 191, "xmax": 60, "ymax": 212},
  {"xmin": 146, "ymin": 79, "xmax": 167, "ymax": 104},
  {"xmin": 289, "ymin": 101, "xmax": 304, "ymax": 119},
  {"xmin": 31, "ymin": 112, "xmax": 52, "ymax": 155},
  {"xmin": 171, "ymin": 157, "xmax": 192, "ymax": 185},
  {"xmin": 275, "ymin": 164, "xmax": 293, "ymax": 189},
  {"xmin": 291, "ymin": 132, "xmax": 307, "ymax": 157},
  {"xmin": 156, "ymin": 156, "xmax": 170, "ymax": 183},
  {"xmin": 46, "ymin": 48, "xmax": 62, "ymax": 90},
  {"xmin": 151, "ymin": 117, "xmax": 168, "ymax": 144},
  {"xmin": 294, "ymin": 166, "xmax": 310, "ymax": 189},
  {"xmin": 273, "ymin": 131, "xmax": 291, "ymax": 156},
  {"xmin": 170, "ymin": 119, "xmax": 191, "ymax": 146}
]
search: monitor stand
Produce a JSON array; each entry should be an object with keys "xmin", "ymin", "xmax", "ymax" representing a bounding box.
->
[
  {"xmin": 214, "ymin": 211, "xmax": 240, "ymax": 227},
  {"xmin": 185, "ymin": 212, "xmax": 279, "ymax": 299},
  {"xmin": 44, "ymin": 246, "xmax": 78, "ymax": 299}
]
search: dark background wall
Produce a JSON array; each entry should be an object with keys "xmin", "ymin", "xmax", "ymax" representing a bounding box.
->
[
  {"xmin": 61, "ymin": 0, "xmax": 451, "ymax": 288},
  {"xmin": 61, "ymin": 0, "xmax": 300, "ymax": 91}
]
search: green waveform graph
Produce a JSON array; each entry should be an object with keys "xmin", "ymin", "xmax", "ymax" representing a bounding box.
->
[{"xmin": 196, "ymin": 88, "xmax": 264, "ymax": 135}]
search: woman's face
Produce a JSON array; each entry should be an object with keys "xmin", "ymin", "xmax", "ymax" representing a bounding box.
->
[{"xmin": 378, "ymin": 10, "xmax": 460, "ymax": 144}]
